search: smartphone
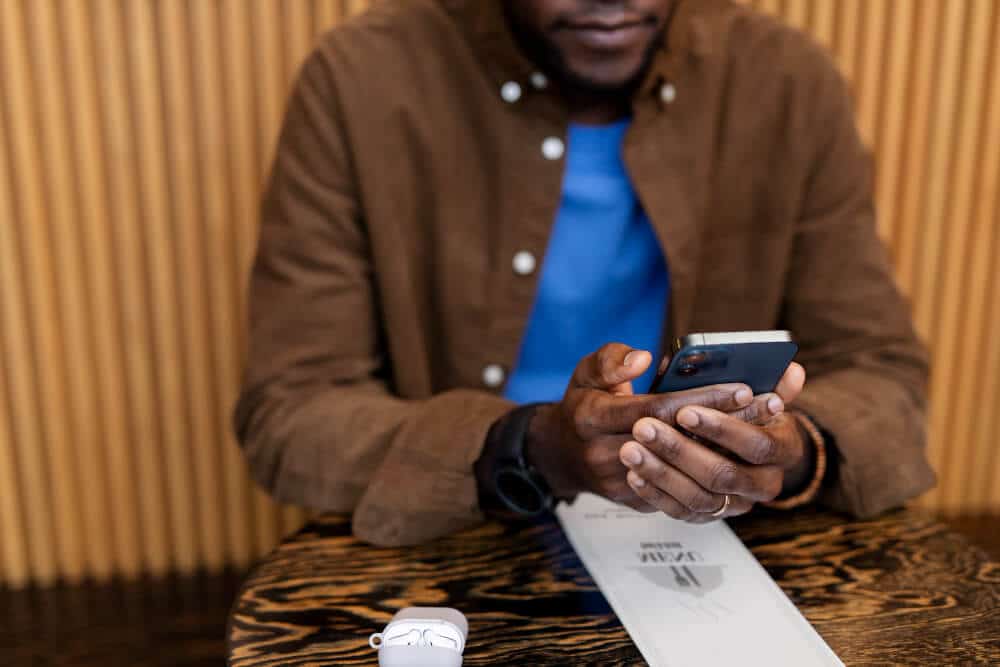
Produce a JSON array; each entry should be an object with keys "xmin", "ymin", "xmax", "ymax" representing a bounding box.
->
[{"xmin": 648, "ymin": 330, "xmax": 798, "ymax": 395}]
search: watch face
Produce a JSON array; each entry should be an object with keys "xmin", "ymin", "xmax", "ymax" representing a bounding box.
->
[{"xmin": 495, "ymin": 467, "xmax": 548, "ymax": 516}]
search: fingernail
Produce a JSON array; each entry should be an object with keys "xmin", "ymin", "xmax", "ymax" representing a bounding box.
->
[
  {"xmin": 768, "ymin": 396, "xmax": 784, "ymax": 414},
  {"xmin": 635, "ymin": 423, "xmax": 656, "ymax": 442},
  {"xmin": 678, "ymin": 409, "xmax": 699, "ymax": 428},
  {"xmin": 621, "ymin": 443, "xmax": 643, "ymax": 466},
  {"xmin": 735, "ymin": 388, "xmax": 753, "ymax": 406},
  {"xmin": 623, "ymin": 350, "xmax": 639, "ymax": 367},
  {"xmin": 629, "ymin": 472, "xmax": 646, "ymax": 488}
]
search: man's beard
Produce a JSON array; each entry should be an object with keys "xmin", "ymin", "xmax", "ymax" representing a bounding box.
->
[
  {"xmin": 505, "ymin": 6, "xmax": 666, "ymax": 98},
  {"xmin": 533, "ymin": 30, "xmax": 665, "ymax": 97}
]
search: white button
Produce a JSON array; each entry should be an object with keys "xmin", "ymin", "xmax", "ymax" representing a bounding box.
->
[
  {"xmin": 541, "ymin": 136, "xmax": 564, "ymax": 160},
  {"xmin": 482, "ymin": 364, "xmax": 506, "ymax": 388},
  {"xmin": 500, "ymin": 81, "xmax": 522, "ymax": 103},
  {"xmin": 512, "ymin": 251, "xmax": 537, "ymax": 276},
  {"xmin": 530, "ymin": 72, "xmax": 548, "ymax": 89},
  {"xmin": 660, "ymin": 82, "xmax": 677, "ymax": 104}
]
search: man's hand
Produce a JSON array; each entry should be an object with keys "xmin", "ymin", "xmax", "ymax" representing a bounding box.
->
[
  {"xmin": 618, "ymin": 363, "xmax": 809, "ymax": 521},
  {"xmin": 525, "ymin": 343, "xmax": 776, "ymax": 512}
]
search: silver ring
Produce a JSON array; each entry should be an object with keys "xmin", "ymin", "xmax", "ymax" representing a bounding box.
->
[{"xmin": 710, "ymin": 494, "xmax": 730, "ymax": 518}]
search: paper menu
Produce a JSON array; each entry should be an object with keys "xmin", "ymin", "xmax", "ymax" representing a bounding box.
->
[{"xmin": 555, "ymin": 493, "xmax": 844, "ymax": 667}]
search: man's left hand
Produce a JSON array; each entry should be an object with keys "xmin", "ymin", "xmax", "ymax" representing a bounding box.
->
[{"xmin": 618, "ymin": 363, "xmax": 811, "ymax": 521}]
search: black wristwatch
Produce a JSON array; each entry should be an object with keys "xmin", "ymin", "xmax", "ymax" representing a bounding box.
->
[{"xmin": 482, "ymin": 403, "xmax": 553, "ymax": 518}]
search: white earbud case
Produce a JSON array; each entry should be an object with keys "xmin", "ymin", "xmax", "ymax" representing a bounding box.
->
[{"xmin": 370, "ymin": 607, "xmax": 468, "ymax": 667}]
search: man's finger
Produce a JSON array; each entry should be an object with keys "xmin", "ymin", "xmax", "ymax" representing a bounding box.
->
[
  {"xmin": 583, "ymin": 383, "xmax": 753, "ymax": 434},
  {"xmin": 628, "ymin": 417, "xmax": 782, "ymax": 502},
  {"xmin": 599, "ymin": 477, "xmax": 659, "ymax": 513},
  {"xmin": 620, "ymin": 441, "xmax": 727, "ymax": 514},
  {"xmin": 624, "ymin": 469, "xmax": 754, "ymax": 521},
  {"xmin": 624, "ymin": 469, "xmax": 697, "ymax": 521},
  {"xmin": 723, "ymin": 392, "xmax": 784, "ymax": 425},
  {"xmin": 678, "ymin": 406, "xmax": 798, "ymax": 469},
  {"xmin": 774, "ymin": 362, "xmax": 806, "ymax": 403},
  {"xmin": 571, "ymin": 343, "xmax": 651, "ymax": 391}
]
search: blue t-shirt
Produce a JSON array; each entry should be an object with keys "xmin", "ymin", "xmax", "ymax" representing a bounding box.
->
[{"xmin": 503, "ymin": 120, "xmax": 670, "ymax": 403}]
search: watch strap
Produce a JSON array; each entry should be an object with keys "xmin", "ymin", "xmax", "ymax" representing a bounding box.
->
[{"xmin": 478, "ymin": 403, "xmax": 553, "ymax": 518}]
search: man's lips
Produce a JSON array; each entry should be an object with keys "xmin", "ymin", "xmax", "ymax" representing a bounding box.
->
[
  {"xmin": 557, "ymin": 15, "xmax": 655, "ymax": 50},
  {"xmin": 568, "ymin": 15, "xmax": 645, "ymax": 30}
]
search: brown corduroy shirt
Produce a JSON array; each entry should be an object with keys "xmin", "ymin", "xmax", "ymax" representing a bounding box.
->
[{"xmin": 234, "ymin": 0, "xmax": 936, "ymax": 546}]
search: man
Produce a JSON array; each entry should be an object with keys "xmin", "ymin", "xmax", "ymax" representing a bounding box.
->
[{"xmin": 234, "ymin": 0, "xmax": 935, "ymax": 546}]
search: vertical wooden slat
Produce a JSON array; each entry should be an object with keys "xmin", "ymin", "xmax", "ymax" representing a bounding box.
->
[
  {"xmin": 58, "ymin": 0, "xmax": 143, "ymax": 578},
  {"xmin": 0, "ymin": 198, "xmax": 53, "ymax": 588},
  {"xmin": 781, "ymin": 0, "xmax": 809, "ymax": 31},
  {"xmin": 807, "ymin": 0, "xmax": 835, "ymax": 51},
  {"xmin": 91, "ymin": 0, "xmax": 172, "ymax": 576},
  {"xmin": 0, "ymin": 0, "xmax": 87, "ymax": 583},
  {"xmin": 926, "ymin": 0, "xmax": 993, "ymax": 512},
  {"xmin": 946, "ymin": 9, "xmax": 1000, "ymax": 513},
  {"xmin": 0, "ymin": 110, "xmax": 32, "ymax": 590},
  {"xmin": 0, "ymin": 360, "xmax": 29, "ymax": 587},
  {"xmin": 194, "ymin": 0, "xmax": 281, "ymax": 560},
  {"xmin": 285, "ymin": 0, "xmax": 314, "ymax": 83},
  {"xmin": 910, "ymin": 1, "xmax": 968, "ymax": 336},
  {"xmin": 831, "ymin": 0, "xmax": 862, "ymax": 86},
  {"xmin": 221, "ymin": 0, "xmax": 263, "ymax": 286},
  {"xmin": 900, "ymin": 0, "xmax": 965, "ymax": 504},
  {"xmin": 254, "ymin": 0, "xmax": 289, "ymax": 167},
  {"xmin": 872, "ymin": 0, "xmax": 915, "ymax": 247},
  {"xmin": 346, "ymin": 0, "xmax": 369, "ymax": 17},
  {"xmin": 124, "ymin": 0, "xmax": 200, "ymax": 574},
  {"xmin": 157, "ymin": 0, "xmax": 232, "ymax": 573},
  {"xmin": 754, "ymin": 0, "xmax": 780, "ymax": 17},
  {"xmin": 315, "ymin": 0, "xmax": 342, "ymax": 31},
  {"xmin": 893, "ymin": 1, "xmax": 944, "ymax": 296},
  {"xmin": 853, "ymin": 1, "xmax": 888, "ymax": 149},
  {"xmin": 971, "ymin": 244, "xmax": 1000, "ymax": 511},
  {"xmin": 0, "ymin": 163, "xmax": 57, "ymax": 588}
]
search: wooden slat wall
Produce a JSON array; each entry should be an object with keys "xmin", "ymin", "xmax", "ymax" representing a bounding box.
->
[
  {"xmin": 741, "ymin": 0, "xmax": 1000, "ymax": 517},
  {"xmin": 0, "ymin": 0, "xmax": 358, "ymax": 588},
  {"xmin": 0, "ymin": 0, "xmax": 996, "ymax": 587}
]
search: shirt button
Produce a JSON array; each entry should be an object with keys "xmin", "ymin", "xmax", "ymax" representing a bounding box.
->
[
  {"xmin": 500, "ymin": 81, "xmax": 522, "ymax": 103},
  {"xmin": 660, "ymin": 82, "xmax": 677, "ymax": 104},
  {"xmin": 541, "ymin": 136, "xmax": 564, "ymax": 160},
  {"xmin": 512, "ymin": 251, "xmax": 537, "ymax": 276},
  {"xmin": 482, "ymin": 364, "xmax": 506, "ymax": 389},
  {"xmin": 530, "ymin": 71, "xmax": 548, "ymax": 89}
]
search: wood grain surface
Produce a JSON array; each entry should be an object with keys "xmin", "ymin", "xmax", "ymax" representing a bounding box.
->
[{"xmin": 227, "ymin": 508, "xmax": 1000, "ymax": 666}]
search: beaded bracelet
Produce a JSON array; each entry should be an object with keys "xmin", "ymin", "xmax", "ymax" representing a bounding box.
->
[{"xmin": 762, "ymin": 411, "xmax": 828, "ymax": 510}]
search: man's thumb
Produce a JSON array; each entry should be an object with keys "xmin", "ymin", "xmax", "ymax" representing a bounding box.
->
[{"xmin": 572, "ymin": 343, "xmax": 652, "ymax": 390}]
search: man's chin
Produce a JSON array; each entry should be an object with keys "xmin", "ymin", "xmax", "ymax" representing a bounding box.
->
[
  {"xmin": 560, "ymin": 64, "xmax": 645, "ymax": 95},
  {"xmin": 555, "ymin": 44, "xmax": 659, "ymax": 96}
]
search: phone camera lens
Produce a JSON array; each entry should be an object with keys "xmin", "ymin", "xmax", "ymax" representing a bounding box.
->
[{"xmin": 677, "ymin": 352, "xmax": 705, "ymax": 376}]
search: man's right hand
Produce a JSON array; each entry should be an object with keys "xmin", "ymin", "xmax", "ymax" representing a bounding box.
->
[{"xmin": 524, "ymin": 343, "xmax": 774, "ymax": 511}]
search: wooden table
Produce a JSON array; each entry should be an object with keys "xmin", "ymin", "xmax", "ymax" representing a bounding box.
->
[{"xmin": 227, "ymin": 507, "xmax": 1000, "ymax": 665}]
